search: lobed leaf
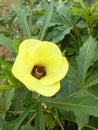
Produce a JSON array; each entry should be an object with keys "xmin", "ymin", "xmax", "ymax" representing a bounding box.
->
[
  {"xmin": 42, "ymin": 94, "xmax": 98, "ymax": 128},
  {"xmin": 42, "ymin": 96, "xmax": 98, "ymax": 117},
  {"xmin": 76, "ymin": 36, "xmax": 97, "ymax": 85},
  {"xmin": 84, "ymin": 72, "xmax": 98, "ymax": 88},
  {"xmin": 15, "ymin": 6, "xmax": 31, "ymax": 39}
]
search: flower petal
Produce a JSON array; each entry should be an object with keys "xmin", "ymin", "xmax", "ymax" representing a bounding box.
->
[
  {"xmin": 34, "ymin": 82, "xmax": 60, "ymax": 97},
  {"xmin": 29, "ymin": 41, "xmax": 62, "ymax": 72},
  {"xmin": 12, "ymin": 39, "xmax": 69, "ymax": 97},
  {"xmin": 19, "ymin": 39, "xmax": 41, "ymax": 53},
  {"xmin": 41, "ymin": 57, "xmax": 69, "ymax": 85},
  {"xmin": 19, "ymin": 40, "xmax": 62, "ymax": 73},
  {"xmin": 22, "ymin": 74, "xmax": 60, "ymax": 97},
  {"xmin": 12, "ymin": 52, "xmax": 35, "ymax": 81}
]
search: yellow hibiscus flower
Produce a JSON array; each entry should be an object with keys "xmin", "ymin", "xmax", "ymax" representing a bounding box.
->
[{"xmin": 12, "ymin": 39, "xmax": 69, "ymax": 97}]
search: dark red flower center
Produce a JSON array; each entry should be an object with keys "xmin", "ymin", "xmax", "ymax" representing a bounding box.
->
[{"xmin": 31, "ymin": 65, "xmax": 46, "ymax": 79}]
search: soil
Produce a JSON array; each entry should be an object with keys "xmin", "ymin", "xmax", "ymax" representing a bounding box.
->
[
  {"xmin": 0, "ymin": 0, "xmax": 18, "ymax": 15},
  {"xmin": 0, "ymin": 0, "xmax": 18, "ymax": 59}
]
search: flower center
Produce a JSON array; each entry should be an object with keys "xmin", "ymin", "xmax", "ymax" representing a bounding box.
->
[{"xmin": 31, "ymin": 65, "xmax": 46, "ymax": 79}]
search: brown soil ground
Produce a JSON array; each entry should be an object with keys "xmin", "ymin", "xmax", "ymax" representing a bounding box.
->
[
  {"xmin": 0, "ymin": 0, "xmax": 18, "ymax": 59},
  {"xmin": 0, "ymin": 0, "xmax": 18, "ymax": 15}
]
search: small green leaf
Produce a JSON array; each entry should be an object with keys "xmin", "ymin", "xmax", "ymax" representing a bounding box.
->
[
  {"xmin": 52, "ymin": 26, "xmax": 72, "ymax": 43},
  {"xmin": 44, "ymin": 114, "xmax": 56, "ymax": 129},
  {"xmin": 35, "ymin": 102, "xmax": 45, "ymax": 130},
  {"xmin": 0, "ymin": 57, "xmax": 12, "ymax": 70},
  {"xmin": 0, "ymin": 85, "xmax": 15, "ymax": 90},
  {"xmin": 13, "ymin": 88, "xmax": 28, "ymax": 111},
  {"xmin": 13, "ymin": 37, "xmax": 20, "ymax": 54},
  {"xmin": 0, "ymin": 34, "xmax": 13, "ymax": 51},
  {"xmin": 5, "ymin": 89, "xmax": 15, "ymax": 111},
  {"xmin": 70, "ymin": 0, "xmax": 89, "ymax": 21},
  {"xmin": 0, "ymin": 89, "xmax": 14, "ymax": 115}
]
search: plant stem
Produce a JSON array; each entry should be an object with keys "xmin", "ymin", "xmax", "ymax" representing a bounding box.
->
[
  {"xmin": 26, "ymin": 113, "xmax": 36, "ymax": 125},
  {"xmin": 85, "ymin": 124, "xmax": 98, "ymax": 130},
  {"xmin": 8, "ymin": 110, "xmax": 36, "ymax": 114},
  {"xmin": 55, "ymin": 116, "xmax": 64, "ymax": 130},
  {"xmin": 54, "ymin": 108, "xmax": 64, "ymax": 130},
  {"xmin": 70, "ymin": 32, "xmax": 79, "ymax": 45}
]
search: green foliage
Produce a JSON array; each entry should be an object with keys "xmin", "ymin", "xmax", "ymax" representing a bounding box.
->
[
  {"xmin": 77, "ymin": 37, "xmax": 97, "ymax": 85},
  {"xmin": 0, "ymin": 0, "xmax": 98, "ymax": 130},
  {"xmin": 0, "ymin": 34, "xmax": 13, "ymax": 51},
  {"xmin": 42, "ymin": 94, "xmax": 98, "ymax": 128},
  {"xmin": 35, "ymin": 102, "xmax": 45, "ymax": 130},
  {"xmin": 70, "ymin": 0, "xmax": 98, "ymax": 35},
  {"xmin": 15, "ymin": 6, "xmax": 31, "ymax": 39},
  {"xmin": 38, "ymin": 0, "xmax": 54, "ymax": 40},
  {"xmin": 0, "ymin": 89, "xmax": 14, "ymax": 116}
]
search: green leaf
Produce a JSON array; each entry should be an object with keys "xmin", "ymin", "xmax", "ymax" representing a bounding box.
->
[
  {"xmin": 42, "ymin": 96, "xmax": 98, "ymax": 116},
  {"xmin": 42, "ymin": 95, "xmax": 98, "ymax": 128},
  {"xmin": 15, "ymin": 6, "xmax": 31, "ymax": 38},
  {"xmin": 56, "ymin": 2, "xmax": 73, "ymax": 26},
  {"xmin": 3, "ymin": 103, "xmax": 36, "ymax": 130},
  {"xmin": 5, "ymin": 89, "xmax": 14, "ymax": 111},
  {"xmin": 3, "ymin": 111, "xmax": 29, "ymax": 130},
  {"xmin": 0, "ymin": 57, "xmax": 12, "ymax": 70},
  {"xmin": 94, "ymin": 45, "xmax": 98, "ymax": 61},
  {"xmin": 70, "ymin": 0, "xmax": 89, "ymax": 21},
  {"xmin": 87, "ymin": 85, "xmax": 98, "ymax": 98},
  {"xmin": 76, "ymin": 21, "xmax": 88, "ymax": 28},
  {"xmin": 52, "ymin": 26, "xmax": 72, "ymax": 43},
  {"xmin": 13, "ymin": 88, "xmax": 28, "ymax": 111},
  {"xmin": 76, "ymin": 36, "xmax": 97, "ymax": 85},
  {"xmin": 20, "ymin": 125, "xmax": 34, "ymax": 130},
  {"xmin": 0, "ymin": 85, "xmax": 16, "ymax": 90},
  {"xmin": 38, "ymin": 0, "xmax": 54, "ymax": 40},
  {"xmin": 44, "ymin": 114, "xmax": 56, "ymax": 129},
  {"xmin": 13, "ymin": 37, "xmax": 20, "ymax": 54},
  {"xmin": 75, "ymin": 114, "xmax": 89, "ymax": 129},
  {"xmin": 0, "ymin": 34, "xmax": 13, "ymax": 51},
  {"xmin": 57, "ymin": 61, "xmax": 81, "ymax": 98},
  {"xmin": 84, "ymin": 72, "xmax": 98, "ymax": 88},
  {"xmin": 0, "ymin": 72, "xmax": 5, "ymax": 78},
  {"xmin": 0, "ymin": 116, "xmax": 5, "ymax": 130},
  {"xmin": 0, "ymin": 89, "xmax": 14, "ymax": 115},
  {"xmin": 70, "ymin": 7, "xmax": 89, "ymax": 21},
  {"xmin": 35, "ymin": 102, "xmax": 45, "ymax": 130},
  {"xmin": 82, "ymin": 117, "xmax": 98, "ymax": 130}
]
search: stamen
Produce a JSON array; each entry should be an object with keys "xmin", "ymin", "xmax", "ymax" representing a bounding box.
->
[{"xmin": 31, "ymin": 65, "xmax": 46, "ymax": 79}]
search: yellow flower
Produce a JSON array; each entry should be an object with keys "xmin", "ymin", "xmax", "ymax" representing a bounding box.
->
[{"xmin": 12, "ymin": 39, "xmax": 69, "ymax": 97}]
